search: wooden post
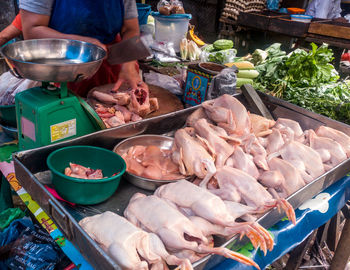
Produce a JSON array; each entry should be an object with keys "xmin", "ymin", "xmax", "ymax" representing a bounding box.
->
[{"xmin": 330, "ymin": 218, "xmax": 350, "ymax": 270}]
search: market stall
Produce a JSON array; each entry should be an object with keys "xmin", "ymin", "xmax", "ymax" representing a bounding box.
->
[{"xmin": 1, "ymin": 1, "xmax": 350, "ymax": 269}]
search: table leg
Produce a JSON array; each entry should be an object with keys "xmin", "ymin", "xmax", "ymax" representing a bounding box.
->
[{"xmin": 327, "ymin": 213, "xmax": 341, "ymax": 252}]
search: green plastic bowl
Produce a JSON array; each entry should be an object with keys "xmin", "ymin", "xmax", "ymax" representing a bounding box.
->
[
  {"xmin": 47, "ymin": 145, "xmax": 126, "ymax": 205},
  {"xmin": 0, "ymin": 104, "xmax": 17, "ymax": 127}
]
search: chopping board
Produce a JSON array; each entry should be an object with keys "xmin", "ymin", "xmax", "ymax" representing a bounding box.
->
[{"xmin": 86, "ymin": 83, "xmax": 184, "ymax": 119}]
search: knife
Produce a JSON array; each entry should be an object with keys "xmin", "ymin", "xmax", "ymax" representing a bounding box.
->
[{"xmin": 107, "ymin": 35, "xmax": 152, "ymax": 65}]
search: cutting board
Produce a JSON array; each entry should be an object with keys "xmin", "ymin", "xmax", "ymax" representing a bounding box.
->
[{"xmin": 86, "ymin": 83, "xmax": 184, "ymax": 119}]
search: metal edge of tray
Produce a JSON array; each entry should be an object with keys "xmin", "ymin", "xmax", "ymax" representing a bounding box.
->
[{"xmin": 12, "ymin": 92, "xmax": 350, "ymax": 270}]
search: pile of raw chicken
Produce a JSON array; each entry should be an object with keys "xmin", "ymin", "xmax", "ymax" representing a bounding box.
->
[
  {"xmin": 79, "ymin": 94, "xmax": 350, "ymax": 270},
  {"xmin": 121, "ymin": 145, "xmax": 184, "ymax": 180},
  {"xmin": 92, "ymin": 87, "xmax": 159, "ymax": 128}
]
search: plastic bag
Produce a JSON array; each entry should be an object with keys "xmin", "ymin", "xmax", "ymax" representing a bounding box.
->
[
  {"xmin": 0, "ymin": 208, "xmax": 25, "ymax": 231},
  {"xmin": 144, "ymin": 72, "xmax": 183, "ymax": 95},
  {"xmin": 207, "ymin": 67, "xmax": 237, "ymax": 100},
  {"xmin": 0, "ymin": 218, "xmax": 64, "ymax": 270},
  {"xmin": 201, "ymin": 49, "xmax": 237, "ymax": 64},
  {"xmin": 0, "ymin": 71, "xmax": 41, "ymax": 105},
  {"xmin": 157, "ymin": 0, "xmax": 185, "ymax": 15}
]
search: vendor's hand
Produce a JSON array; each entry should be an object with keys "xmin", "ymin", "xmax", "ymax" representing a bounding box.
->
[
  {"xmin": 113, "ymin": 61, "xmax": 146, "ymax": 91},
  {"xmin": 83, "ymin": 37, "xmax": 107, "ymax": 52}
]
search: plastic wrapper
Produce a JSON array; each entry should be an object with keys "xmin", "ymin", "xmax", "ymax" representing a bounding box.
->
[
  {"xmin": 169, "ymin": 0, "xmax": 185, "ymax": 14},
  {"xmin": 144, "ymin": 72, "xmax": 184, "ymax": 95},
  {"xmin": 0, "ymin": 218, "xmax": 63, "ymax": 270},
  {"xmin": 157, "ymin": 0, "xmax": 172, "ymax": 15},
  {"xmin": 157, "ymin": 0, "xmax": 185, "ymax": 15},
  {"xmin": 0, "ymin": 71, "xmax": 41, "ymax": 105},
  {"xmin": 201, "ymin": 49, "xmax": 237, "ymax": 64},
  {"xmin": 207, "ymin": 67, "xmax": 237, "ymax": 100}
]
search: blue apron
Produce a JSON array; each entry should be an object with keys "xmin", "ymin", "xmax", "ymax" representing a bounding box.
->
[{"xmin": 49, "ymin": 0, "xmax": 125, "ymax": 44}]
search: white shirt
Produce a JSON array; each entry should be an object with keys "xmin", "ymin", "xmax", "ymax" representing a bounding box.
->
[{"xmin": 306, "ymin": 0, "xmax": 342, "ymax": 19}]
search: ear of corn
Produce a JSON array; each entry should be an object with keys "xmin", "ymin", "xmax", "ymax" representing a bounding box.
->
[{"xmin": 225, "ymin": 61, "xmax": 255, "ymax": 69}]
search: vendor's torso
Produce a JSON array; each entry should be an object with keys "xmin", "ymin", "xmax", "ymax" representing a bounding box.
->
[{"xmin": 49, "ymin": 0, "xmax": 124, "ymax": 44}]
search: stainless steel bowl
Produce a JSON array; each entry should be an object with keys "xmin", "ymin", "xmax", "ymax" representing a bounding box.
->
[
  {"xmin": 0, "ymin": 39, "xmax": 106, "ymax": 82},
  {"xmin": 113, "ymin": 134, "xmax": 189, "ymax": 191}
]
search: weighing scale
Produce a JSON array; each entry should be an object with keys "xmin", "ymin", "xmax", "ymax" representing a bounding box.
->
[{"xmin": 1, "ymin": 39, "xmax": 106, "ymax": 150}]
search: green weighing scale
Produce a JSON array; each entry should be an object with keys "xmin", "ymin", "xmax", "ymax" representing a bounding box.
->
[{"xmin": 1, "ymin": 39, "xmax": 106, "ymax": 150}]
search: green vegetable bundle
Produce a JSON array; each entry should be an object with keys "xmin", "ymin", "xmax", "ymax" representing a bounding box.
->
[{"xmin": 253, "ymin": 43, "xmax": 350, "ymax": 124}]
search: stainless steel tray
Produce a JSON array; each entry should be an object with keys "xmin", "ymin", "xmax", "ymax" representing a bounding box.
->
[{"xmin": 13, "ymin": 92, "xmax": 350, "ymax": 270}]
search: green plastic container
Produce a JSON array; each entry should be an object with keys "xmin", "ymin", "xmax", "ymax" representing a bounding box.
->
[
  {"xmin": 0, "ymin": 104, "xmax": 16, "ymax": 127},
  {"xmin": 47, "ymin": 145, "xmax": 126, "ymax": 205}
]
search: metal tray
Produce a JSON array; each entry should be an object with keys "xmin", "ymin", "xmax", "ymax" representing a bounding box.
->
[{"xmin": 13, "ymin": 92, "xmax": 350, "ymax": 270}]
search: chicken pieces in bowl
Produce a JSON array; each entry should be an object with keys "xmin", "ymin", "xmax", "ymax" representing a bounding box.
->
[{"xmin": 114, "ymin": 135, "xmax": 190, "ymax": 190}]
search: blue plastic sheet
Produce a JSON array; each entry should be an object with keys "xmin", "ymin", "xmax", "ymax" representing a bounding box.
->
[{"xmin": 209, "ymin": 175, "xmax": 350, "ymax": 270}]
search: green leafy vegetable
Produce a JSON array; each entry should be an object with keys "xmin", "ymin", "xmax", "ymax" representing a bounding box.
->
[{"xmin": 253, "ymin": 43, "xmax": 350, "ymax": 124}]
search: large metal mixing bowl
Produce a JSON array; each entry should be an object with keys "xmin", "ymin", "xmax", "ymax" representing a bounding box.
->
[
  {"xmin": 113, "ymin": 135, "xmax": 191, "ymax": 191},
  {"xmin": 0, "ymin": 39, "xmax": 106, "ymax": 82}
]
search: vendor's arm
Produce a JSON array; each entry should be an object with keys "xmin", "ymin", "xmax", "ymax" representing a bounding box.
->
[
  {"xmin": 20, "ymin": 9, "xmax": 107, "ymax": 51},
  {"xmin": 114, "ymin": 0, "xmax": 145, "ymax": 91},
  {"xmin": 0, "ymin": 15, "xmax": 22, "ymax": 46}
]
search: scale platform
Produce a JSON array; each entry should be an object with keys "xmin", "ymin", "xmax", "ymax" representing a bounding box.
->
[{"xmin": 1, "ymin": 39, "xmax": 107, "ymax": 150}]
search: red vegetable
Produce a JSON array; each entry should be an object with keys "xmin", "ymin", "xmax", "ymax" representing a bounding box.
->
[{"xmin": 341, "ymin": 53, "xmax": 350, "ymax": 61}]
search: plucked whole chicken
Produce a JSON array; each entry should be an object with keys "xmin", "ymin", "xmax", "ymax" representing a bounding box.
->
[{"xmin": 79, "ymin": 211, "xmax": 192, "ymax": 270}]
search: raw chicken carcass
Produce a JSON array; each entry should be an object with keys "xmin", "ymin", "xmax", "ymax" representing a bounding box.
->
[
  {"xmin": 249, "ymin": 114, "xmax": 275, "ymax": 137},
  {"xmin": 172, "ymin": 129, "xmax": 216, "ymax": 184},
  {"xmin": 155, "ymin": 180, "xmax": 273, "ymax": 254},
  {"xmin": 202, "ymin": 94, "xmax": 251, "ymax": 136},
  {"xmin": 315, "ymin": 126, "xmax": 350, "ymax": 157},
  {"xmin": 271, "ymin": 140, "xmax": 325, "ymax": 182},
  {"xmin": 306, "ymin": 129, "xmax": 347, "ymax": 170},
  {"xmin": 265, "ymin": 128, "xmax": 285, "ymax": 154},
  {"xmin": 274, "ymin": 118, "xmax": 304, "ymax": 142},
  {"xmin": 225, "ymin": 146, "xmax": 259, "ymax": 179},
  {"xmin": 193, "ymin": 119, "xmax": 239, "ymax": 167},
  {"xmin": 79, "ymin": 211, "xmax": 192, "ymax": 270},
  {"xmin": 125, "ymin": 193, "xmax": 261, "ymax": 269},
  {"xmin": 259, "ymin": 158, "xmax": 305, "ymax": 198},
  {"xmin": 213, "ymin": 166, "xmax": 296, "ymax": 225},
  {"xmin": 186, "ymin": 108, "xmax": 211, "ymax": 127},
  {"xmin": 242, "ymin": 134, "xmax": 269, "ymax": 170}
]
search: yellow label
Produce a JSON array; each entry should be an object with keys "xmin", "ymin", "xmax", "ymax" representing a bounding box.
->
[
  {"xmin": 7, "ymin": 172, "xmax": 22, "ymax": 191},
  {"xmin": 50, "ymin": 119, "xmax": 76, "ymax": 142}
]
